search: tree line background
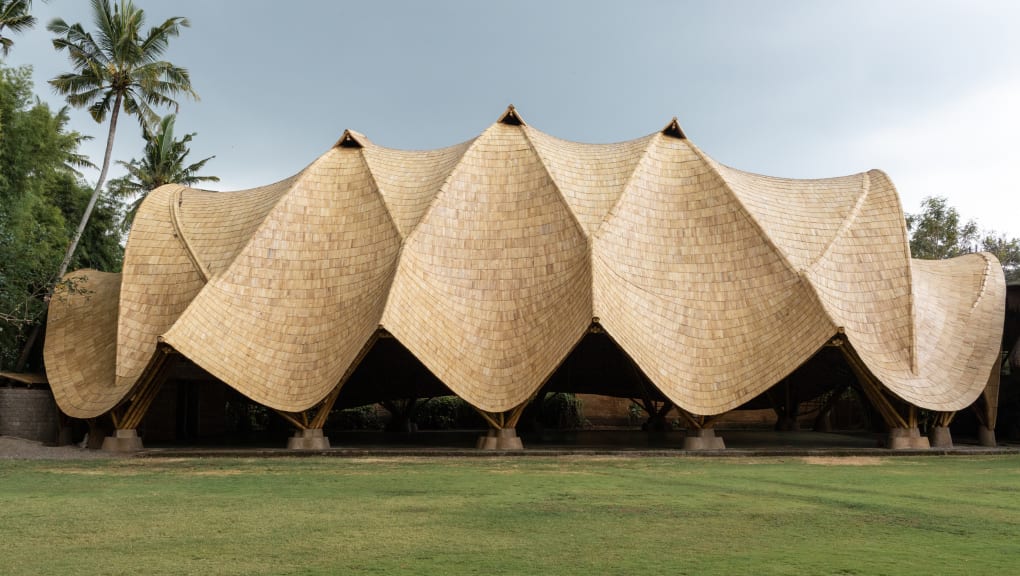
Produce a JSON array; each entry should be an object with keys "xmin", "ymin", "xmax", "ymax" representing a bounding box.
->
[{"xmin": 0, "ymin": 0, "xmax": 1017, "ymax": 375}]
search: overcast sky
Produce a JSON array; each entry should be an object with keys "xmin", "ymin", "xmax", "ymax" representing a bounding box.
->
[{"xmin": 7, "ymin": 0, "xmax": 1020, "ymax": 238}]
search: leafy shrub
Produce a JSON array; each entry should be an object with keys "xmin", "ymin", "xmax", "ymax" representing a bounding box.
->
[
  {"xmin": 329, "ymin": 405, "xmax": 384, "ymax": 431},
  {"xmin": 540, "ymin": 393, "xmax": 587, "ymax": 430},
  {"xmin": 413, "ymin": 396, "xmax": 488, "ymax": 430}
]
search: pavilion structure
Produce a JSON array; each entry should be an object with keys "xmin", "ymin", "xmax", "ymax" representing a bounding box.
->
[{"xmin": 43, "ymin": 106, "xmax": 1005, "ymax": 451}]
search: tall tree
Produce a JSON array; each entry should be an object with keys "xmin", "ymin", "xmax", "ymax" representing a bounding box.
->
[
  {"xmin": 47, "ymin": 0, "xmax": 195, "ymax": 284},
  {"xmin": 905, "ymin": 196, "xmax": 978, "ymax": 260},
  {"xmin": 108, "ymin": 113, "xmax": 218, "ymax": 231},
  {"xmin": 0, "ymin": 0, "xmax": 35, "ymax": 56}
]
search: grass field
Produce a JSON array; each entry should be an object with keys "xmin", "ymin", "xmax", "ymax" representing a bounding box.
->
[{"xmin": 1, "ymin": 455, "xmax": 1018, "ymax": 575}]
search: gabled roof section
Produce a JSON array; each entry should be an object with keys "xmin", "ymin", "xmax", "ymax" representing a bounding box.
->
[
  {"xmin": 592, "ymin": 133, "xmax": 835, "ymax": 414},
  {"xmin": 361, "ymin": 139, "xmax": 474, "ymax": 237},
  {"xmin": 524, "ymin": 127, "xmax": 654, "ymax": 235},
  {"xmin": 382, "ymin": 121, "xmax": 591, "ymax": 412},
  {"xmin": 174, "ymin": 175, "xmax": 300, "ymax": 277},
  {"xmin": 163, "ymin": 147, "xmax": 402, "ymax": 412},
  {"xmin": 706, "ymin": 158, "xmax": 867, "ymax": 271}
]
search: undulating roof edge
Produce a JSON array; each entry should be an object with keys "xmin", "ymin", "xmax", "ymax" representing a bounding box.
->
[{"xmin": 41, "ymin": 107, "xmax": 1005, "ymax": 421}]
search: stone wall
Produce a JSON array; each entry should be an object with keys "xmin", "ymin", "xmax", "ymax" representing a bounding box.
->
[{"xmin": 0, "ymin": 388, "xmax": 59, "ymax": 444}]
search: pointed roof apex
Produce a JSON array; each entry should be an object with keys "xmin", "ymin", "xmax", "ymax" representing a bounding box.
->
[
  {"xmin": 334, "ymin": 129, "xmax": 365, "ymax": 149},
  {"xmin": 661, "ymin": 117, "xmax": 686, "ymax": 139},
  {"xmin": 498, "ymin": 104, "xmax": 526, "ymax": 126}
]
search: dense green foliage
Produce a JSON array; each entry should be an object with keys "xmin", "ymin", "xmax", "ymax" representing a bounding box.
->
[
  {"xmin": 907, "ymin": 195, "xmax": 1019, "ymax": 280},
  {"xmin": 1, "ymin": 456, "xmax": 1018, "ymax": 575},
  {"xmin": 0, "ymin": 64, "xmax": 122, "ymax": 370},
  {"xmin": 108, "ymin": 113, "xmax": 218, "ymax": 230},
  {"xmin": 906, "ymin": 196, "xmax": 978, "ymax": 260}
]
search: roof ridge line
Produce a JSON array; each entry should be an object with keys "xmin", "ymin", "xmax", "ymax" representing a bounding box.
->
[
  {"xmin": 169, "ymin": 186, "xmax": 212, "ymax": 282},
  {"xmin": 354, "ymin": 139, "xmax": 403, "ymax": 240},
  {"xmin": 876, "ymin": 169, "xmax": 918, "ymax": 375},
  {"xmin": 592, "ymin": 130, "xmax": 663, "ymax": 241},
  {"xmin": 691, "ymin": 143, "xmax": 843, "ymax": 348},
  {"xmin": 519, "ymin": 124, "xmax": 589, "ymax": 243},
  {"xmin": 688, "ymin": 143, "xmax": 801, "ymax": 279},
  {"xmin": 806, "ymin": 171, "xmax": 871, "ymax": 272}
]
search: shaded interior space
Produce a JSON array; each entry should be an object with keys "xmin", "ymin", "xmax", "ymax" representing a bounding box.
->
[{"xmin": 112, "ymin": 330, "xmax": 990, "ymax": 451}]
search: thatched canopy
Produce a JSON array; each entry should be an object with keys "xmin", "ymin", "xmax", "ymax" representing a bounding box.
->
[{"xmin": 44, "ymin": 107, "xmax": 1005, "ymax": 419}]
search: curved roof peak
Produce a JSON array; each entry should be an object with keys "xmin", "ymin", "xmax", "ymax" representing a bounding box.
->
[
  {"xmin": 334, "ymin": 129, "xmax": 367, "ymax": 149},
  {"xmin": 661, "ymin": 117, "xmax": 686, "ymax": 139},
  {"xmin": 497, "ymin": 104, "xmax": 526, "ymax": 126}
]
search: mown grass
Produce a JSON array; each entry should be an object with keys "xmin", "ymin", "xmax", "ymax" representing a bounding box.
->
[{"xmin": 1, "ymin": 455, "xmax": 1018, "ymax": 575}]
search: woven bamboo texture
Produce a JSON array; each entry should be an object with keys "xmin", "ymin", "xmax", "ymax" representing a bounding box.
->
[
  {"xmin": 44, "ymin": 107, "xmax": 1006, "ymax": 417},
  {"xmin": 42, "ymin": 270, "xmax": 123, "ymax": 418}
]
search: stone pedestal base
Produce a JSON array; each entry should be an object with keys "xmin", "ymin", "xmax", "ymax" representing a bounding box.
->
[
  {"xmin": 928, "ymin": 426, "xmax": 953, "ymax": 448},
  {"xmin": 978, "ymin": 425, "xmax": 996, "ymax": 447},
  {"xmin": 286, "ymin": 428, "xmax": 330, "ymax": 450},
  {"xmin": 887, "ymin": 427, "xmax": 930, "ymax": 449},
  {"xmin": 101, "ymin": 429, "xmax": 143, "ymax": 452},
  {"xmin": 682, "ymin": 428, "xmax": 725, "ymax": 450},
  {"xmin": 476, "ymin": 428, "xmax": 523, "ymax": 450}
]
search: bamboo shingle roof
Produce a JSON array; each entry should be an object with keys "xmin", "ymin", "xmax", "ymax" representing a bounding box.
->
[{"xmin": 44, "ymin": 107, "xmax": 1006, "ymax": 419}]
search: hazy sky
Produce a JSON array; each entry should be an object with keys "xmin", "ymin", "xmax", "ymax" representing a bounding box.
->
[{"xmin": 7, "ymin": 0, "xmax": 1020, "ymax": 238}]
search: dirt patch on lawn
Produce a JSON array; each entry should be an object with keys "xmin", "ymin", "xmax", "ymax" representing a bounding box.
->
[
  {"xmin": 0, "ymin": 435, "xmax": 116, "ymax": 460},
  {"xmin": 801, "ymin": 456, "xmax": 887, "ymax": 466}
]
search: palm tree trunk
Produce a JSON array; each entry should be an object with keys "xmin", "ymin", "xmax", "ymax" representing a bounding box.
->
[
  {"xmin": 53, "ymin": 92, "xmax": 122, "ymax": 284},
  {"xmin": 17, "ymin": 96, "xmax": 124, "ymax": 371}
]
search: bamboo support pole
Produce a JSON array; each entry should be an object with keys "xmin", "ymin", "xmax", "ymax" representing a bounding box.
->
[
  {"xmin": 836, "ymin": 340, "xmax": 908, "ymax": 429},
  {"xmin": 475, "ymin": 410, "xmax": 502, "ymax": 430},
  {"xmin": 110, "ymin": 408, "xmax": 123, "ymax": 430},
  {"xmin": 115, "ymin": 348, "xmax": 171, "ymax": 430},
  {"xmin": 274, "ymin": 409, "xmax": 308, "ymax": 431},
  {"xmin": 935, "ymin": 411, "xmax": 955, "ymax": 427},
  {"xmin": 676, "ymin": 408, "xmax": 702, "ymax": 430},
  {"xmin": 309, "ymin": 383, "xmax": 344, "ymax": 430}
]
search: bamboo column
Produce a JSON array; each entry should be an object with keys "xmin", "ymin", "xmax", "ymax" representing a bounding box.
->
[
  {"xmin": 833, "ymin": 337, "xmax": 928, "ymax": 449},
  {"xmin": 676, "ymin": 409, "xmax": 724, "ymax": 450},
  {"xmin": 101, "ymin": 347, "xmax": 172, "ymax": 452},
  {"xmin": 474, "ymin": 400, "xmax": 530, "ymax": 450}
]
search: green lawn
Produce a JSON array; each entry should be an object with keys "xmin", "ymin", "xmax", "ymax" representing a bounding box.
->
[{"xmin": 1, "ymin": 455, "xmax": 1018, "ymax": 575}]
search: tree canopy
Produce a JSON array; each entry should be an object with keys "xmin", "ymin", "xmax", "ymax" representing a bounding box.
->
[
  {"xmin": 906, "ymin": 195, "xmax": 1019, "ymax": 281},
  {"xmin": 0, "ymin": 63, "xmax": 122, "ymax": 370}
]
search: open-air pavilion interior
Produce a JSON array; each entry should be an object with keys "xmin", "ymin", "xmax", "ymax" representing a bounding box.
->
[{"xmin": 37, "ymin": 106, "xmax": 1007, "ymax": 452}]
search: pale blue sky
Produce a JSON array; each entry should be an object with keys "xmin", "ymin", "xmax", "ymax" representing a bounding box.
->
[{"xmin": 7, "ymin": 0, "xmax": 1020, "ymax": 237}]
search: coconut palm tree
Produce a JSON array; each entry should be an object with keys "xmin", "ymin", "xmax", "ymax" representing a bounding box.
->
[
  {"xmin": 0, "ymin": 0, "xmax": 35, "ymax": 56},
  {"xmin": 47, "ymin": 0, "xmax": 196, "ymax": 282},
  {"xmin": 108, "ymin": 113, "xmax": 218, "ymax": 231}
]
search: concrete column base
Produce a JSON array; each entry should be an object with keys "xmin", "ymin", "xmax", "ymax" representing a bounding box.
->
[
  {"xmin": 476, "ymin": 428, "xmax": 523, "ymax": 450},
  {"xmin": 101, "ymin": 429, "xmax": 143, "ymax": 452},
  {"xmin": 928, "ymin": 426, "xmax": 953, "ymax": 448},
  {"xmin": 682, "ymin": 428, "xmax": 725, "ymax": 450},
  {"xmin": 978, "ymin": 425, "xmax": 996, "ymax": 447},
  {"xmin": 286, "ymin": 428, "xmax": 330, "ymax": 450},
  {"xmin": 887, "ymin": 427, "xmax": 930, "ymax": 449}
]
